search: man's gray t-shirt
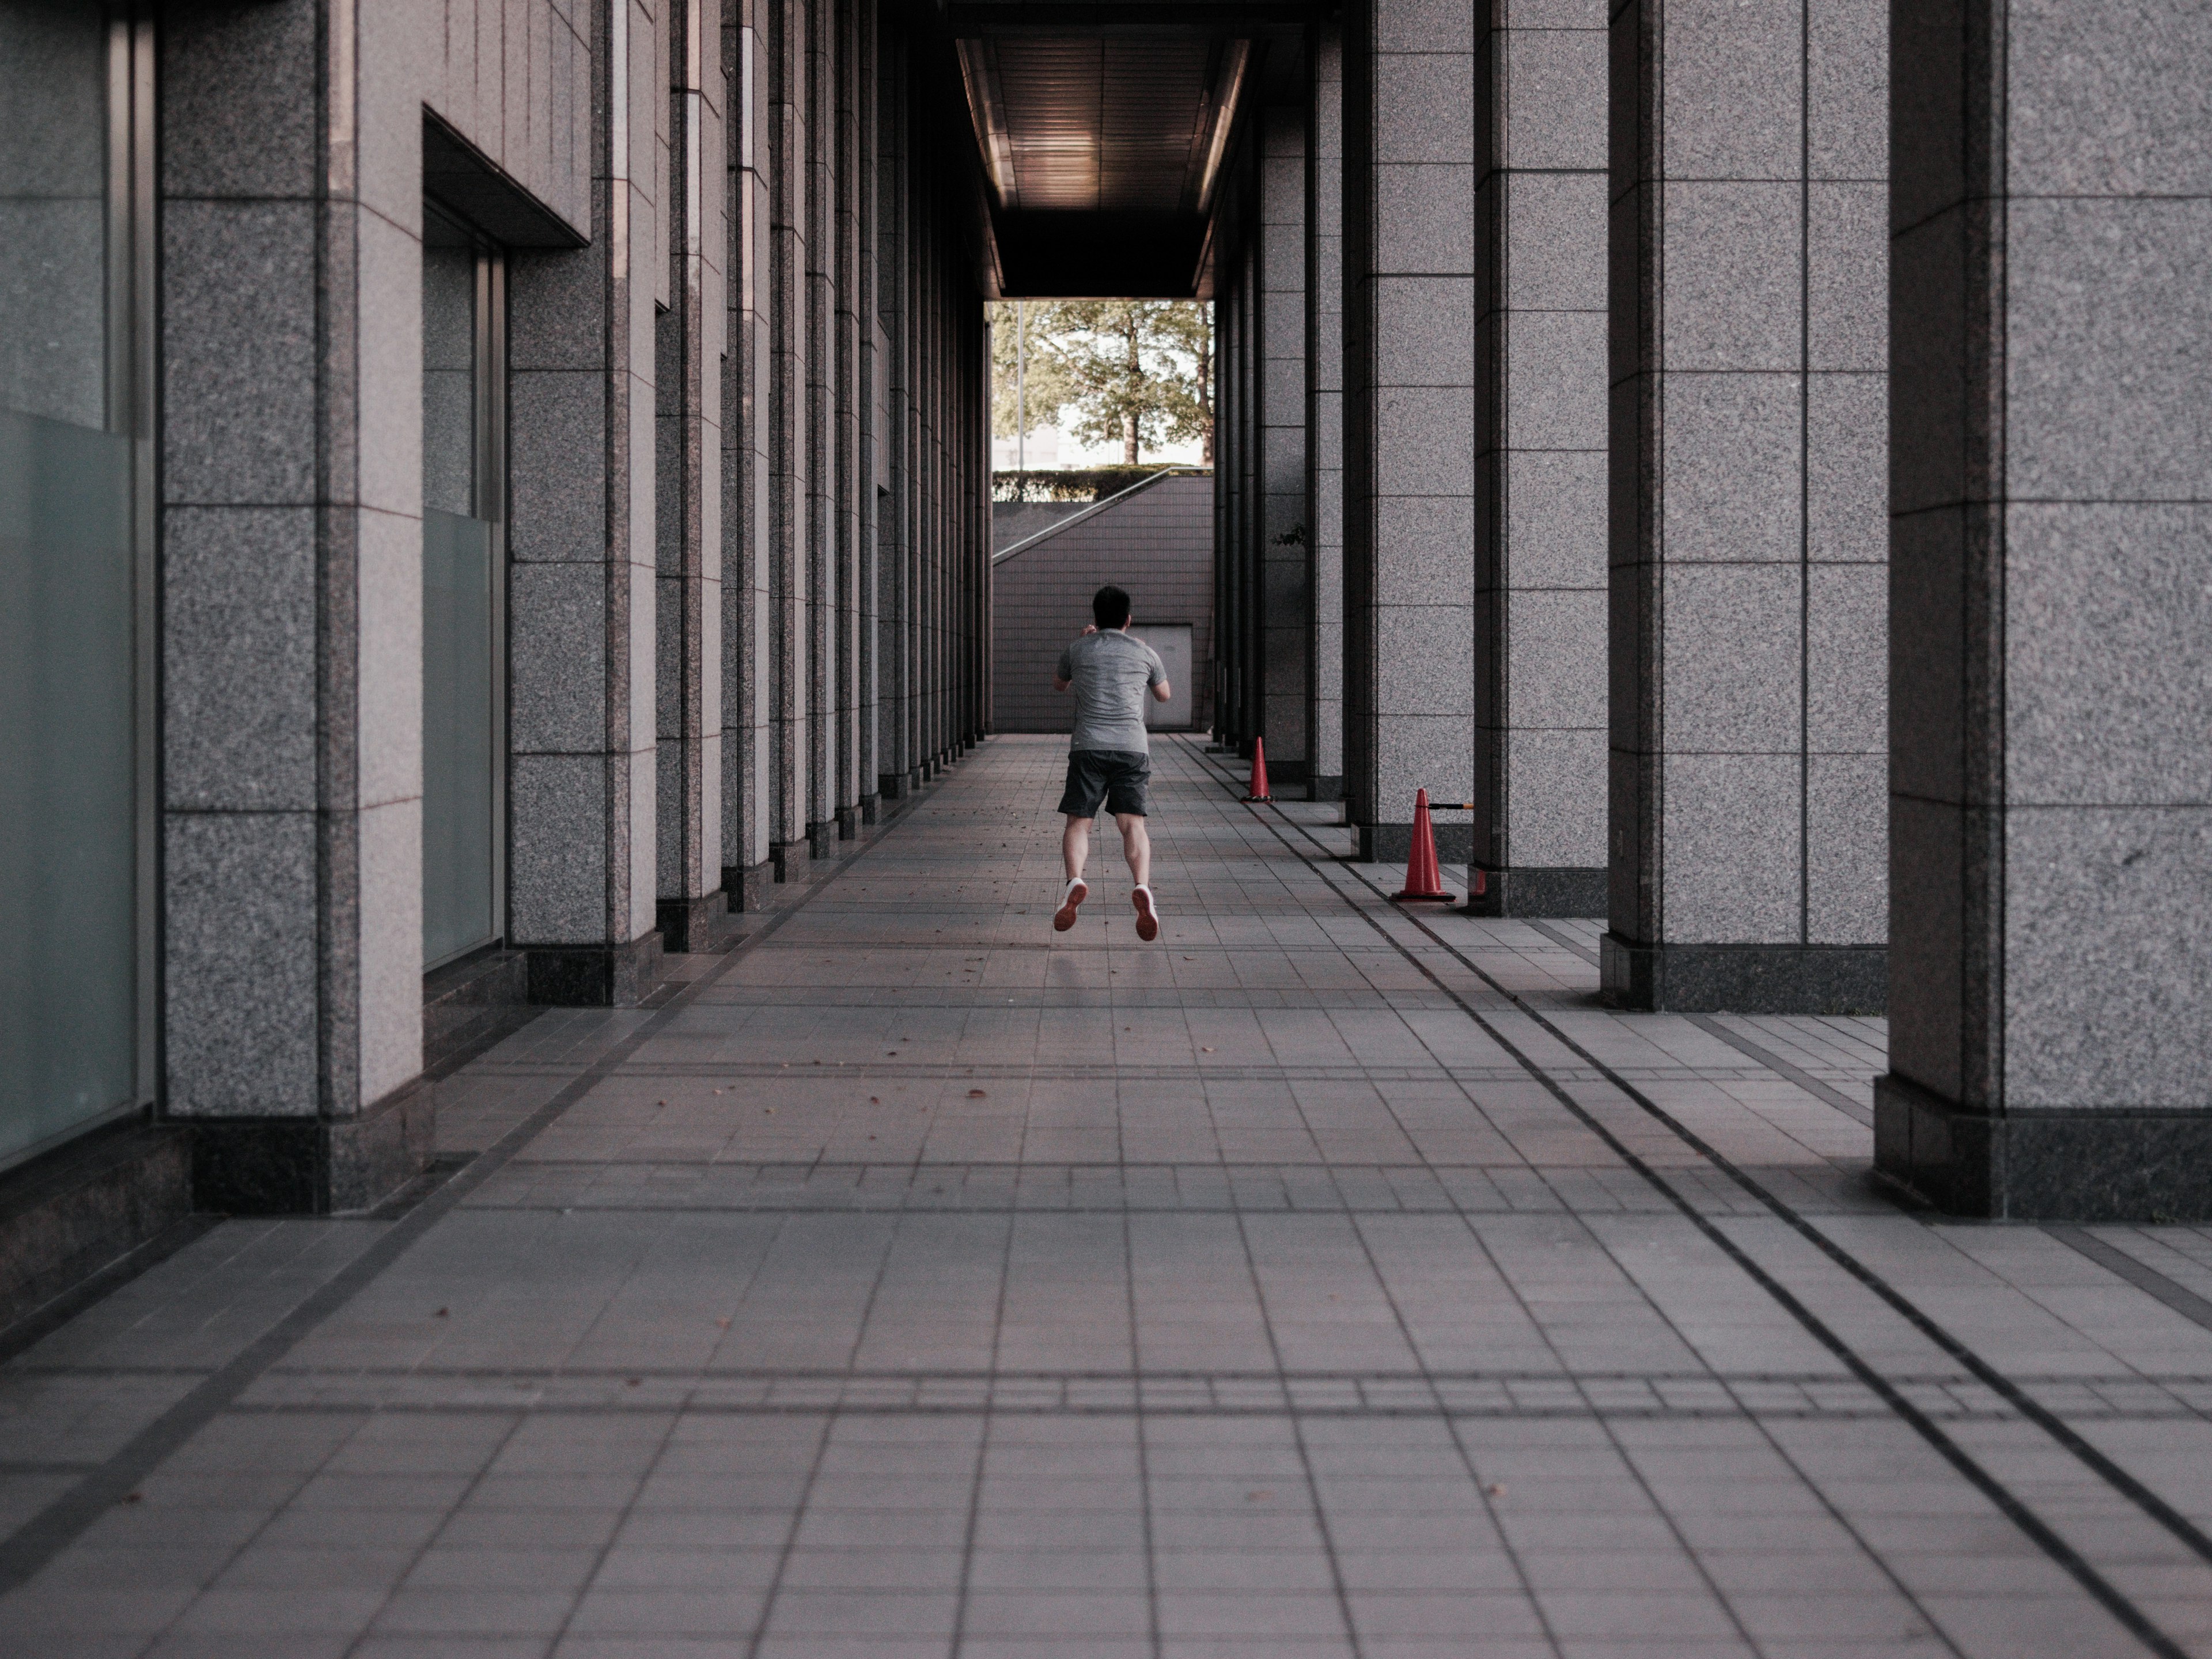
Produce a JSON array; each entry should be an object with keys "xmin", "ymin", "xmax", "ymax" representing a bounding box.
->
[{"xmin": 1056, "ymin": 629, "xmax": 1166, "ymax": 753}]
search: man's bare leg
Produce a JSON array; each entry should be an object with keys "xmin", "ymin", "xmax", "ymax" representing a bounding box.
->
[
  {"xmin": 1114, "ymin": 813, "xmax": 1151, "ymax": 889},
  {"xmin": 1062, "ymin": 815, "xmax": 1092, "ymax": 882},
  {"xmin": 1119, "ymin": 813, "xmax": 1159, "ymax": 941},
  {"xmin": 1055, "ymin": 814, "xmax": 1091, "ymax": 931}
]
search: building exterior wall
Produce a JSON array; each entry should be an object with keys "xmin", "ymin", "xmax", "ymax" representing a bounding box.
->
[
  {"xmin": 0, "ymin": 0, "xmax": 990, "ymax": 1241},
  {"xmin": 992, "ymin": 475, "xmax": 1216, "ymax": 738},
  {"xmin": 16, "ymin": 0, "xmax": 2212, "ymax": 1265}
]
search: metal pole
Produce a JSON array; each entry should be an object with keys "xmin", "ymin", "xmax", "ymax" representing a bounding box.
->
[{"xmin": 1015, "ymin": 300, "xmax": 1025, "ymax": 473}]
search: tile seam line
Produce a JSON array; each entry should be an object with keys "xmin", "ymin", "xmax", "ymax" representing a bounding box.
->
[
  {"xmin": 1683, "ymin": 1013, "xmax": 1874, "ymax": 1126},
  {"xmin": 0, "ymin": 777, "xmax": 939, "ymax": 1597},
  {"xmin": 2047, "ymin": 1229, "xmax": 2212, "ymax": 1339},
  {"xmin": 1179, "ymin": 737, "xmax": 2201, "ymax": 1657}
]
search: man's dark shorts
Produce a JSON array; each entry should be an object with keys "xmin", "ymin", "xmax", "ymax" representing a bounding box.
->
[{"xmin": 1058, "ymin": 749, "xmax": 1150, "ymax": 818}]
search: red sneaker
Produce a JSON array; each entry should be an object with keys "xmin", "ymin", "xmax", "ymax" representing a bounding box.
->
[
  {"xmin": 1131, "ymin": 885, "xmax": 1160, "ymax": 942},
  {"xmin": 1053, "ymin": 878, "xmax": 1088, "ymax": 932}
]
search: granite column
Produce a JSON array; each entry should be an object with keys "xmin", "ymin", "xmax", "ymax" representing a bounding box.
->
[
  {"xmin": 1471, "ymin": 2, "xmax": 1607, "ymax": 916},
  {"xmin": 1305, "ymin": 23, "xmax": 1346, "ymax": 802},
  {"xmin": 1601, "ymin": 0, "xmax": 1888, "ymax": 1011},
  {"xmin": 722, "ymin": 0, "xmax": 775, "ymax": 911},
  {"xmin": 656, "ymin": 0, "xmax": 729, "ymax": 952},
  {"xmin": 1877, "ymin": 1, "xmax": 2212, "ymax": 1217},
  {"xmin": 1344, "ymin": 0, "xmax": 1477, "ymax": 866}
]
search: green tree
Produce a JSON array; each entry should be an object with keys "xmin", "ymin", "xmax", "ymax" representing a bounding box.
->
[
  {"xmin": 1149, "ymin": 302, "xmax": 1215, "ymax": 466},
  {"xmin": 987, "ymin": 299, "xmax": 1211, "ymax": 466},
  {"xmin": 988, "ymin": 301, "xmax": 1077, "ymax": 455}
]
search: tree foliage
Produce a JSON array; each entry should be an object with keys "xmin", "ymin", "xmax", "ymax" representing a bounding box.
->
[{"xmin": 987, "ymin": 300, "xmax": 1212, "ymax": 465}]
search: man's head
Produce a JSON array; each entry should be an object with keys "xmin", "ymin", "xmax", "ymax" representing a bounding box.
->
[{"xmin": 1092, "ymin": 585, "xmax": 1132, "ymax": 630}]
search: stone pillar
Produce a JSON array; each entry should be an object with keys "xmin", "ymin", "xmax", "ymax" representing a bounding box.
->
[
  {"xmin": 159, "ymin": 4, "xmax": 417, "ymax": 1209},
  {"xmin": 1877, "ymin": 4, "xmax": 2212, "ymax": 1218},
  {"xmin": 1211, "ymin": 257, "xmax": 1242, "ymax": 744},
  {"xmin": 1344, "ymin": 0, "xmax": 1476, "ymax": 866},
  {"xmin": 804, "ymin": 0, "xmax": 838, "ymax": 857},
  {"xmin": 1236, "ymin": 237, "xmax": 1262, "ymax": 753},
  {"xmin": 767, "ymin": 0, "xmax": 811, "ymax": 881},
  {"xmin": 831, "ymin": 0, "xmax": 862, "ymax": 839},
  {"xmin": 875, "ymin": 23, "xmax": 914, "ymax": 800},
  {"xmin": 1210, "ymin": 285, "xmax": 1234, "ymax": 743},
  {"xmin": 1261, "ymin": 106, "xmax": 1310, "ymax": 785},
  {"xmin": 920, "ymin": 191, "xmax": 942, "ymax": 769},
  {"xmin": 723, "ymin": 0, "xmax": 775, "ymax": 911},
  {"xmin": 855, "ymin": 0, "xmax": 884, "ymax": 818},
  {"xmin": 1306, "ymin": 24, "xmax": 1346, "ymax": 802},
  {"xmin": 1601, "ymin": 0, "xmax": 1887, "ymax": 1012},
  {"xmin": 508, "ymin": 0, "xmax": 664, "ymax": 1007},
  {"xmin": 657, "ymin": 0, "xmax": 729, "ymax": 952},
  {"xmin": 160, "ymin": 0, "xmax": 600, "ymax": 1212},
  {"xmin": 1469, "ymin": 3, "xmax": 1607, "ymax": 917}
]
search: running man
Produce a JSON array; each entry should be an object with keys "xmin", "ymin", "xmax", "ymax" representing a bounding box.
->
[{"xmin": 1051, "ymin": 584, "xmax": 1170, "ymax": 941}]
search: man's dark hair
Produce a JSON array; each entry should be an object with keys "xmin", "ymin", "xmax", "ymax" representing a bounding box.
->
[{"xmin": 1092, "ymin": 585, "xmax": 1131, "ymax": 630}]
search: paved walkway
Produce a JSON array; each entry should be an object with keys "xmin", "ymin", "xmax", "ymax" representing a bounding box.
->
[{"xmin": 8, "ymin": 734, "xmax": 2212, "ymax": 1657}]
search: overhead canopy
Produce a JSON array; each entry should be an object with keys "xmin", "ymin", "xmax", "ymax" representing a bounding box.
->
[{"xmin": 944, "ymin": 1, "xmax": 1316, "ymax": 299}]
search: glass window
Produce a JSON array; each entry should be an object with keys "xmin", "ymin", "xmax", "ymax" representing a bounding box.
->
[
  {"xmin": 421, "ymin": 205, "xmax": 505, "ymax": 969},
  {"xmin": 0, "ymin": 3, "xmax": 151, "ymax": 1169}
]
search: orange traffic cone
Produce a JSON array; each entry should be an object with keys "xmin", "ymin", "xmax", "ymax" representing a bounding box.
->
[
  {"xmin": 1243, "ymin": 737, "xmax": 1273, "ymax": 803},
  {"xmin": 1392, "ymin": 789, "xmax": 1450, "ymax": 902}
]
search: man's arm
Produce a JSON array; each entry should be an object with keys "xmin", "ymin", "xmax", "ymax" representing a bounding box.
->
[
  {"xmin": 1152, "ymin": 681, "xmax": 1173, "ymax": 703},
  {"xmin": 1054, "ymin": 642, "xmax": 1074, "ymax": 692}
]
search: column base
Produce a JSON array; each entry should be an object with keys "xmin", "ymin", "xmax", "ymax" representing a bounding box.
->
[
  {"xmin": 1308, "ymin": 774, "xmax": 1344, "ymax": 802},
  {"xmin": 657, "ymin": 889, "xmax": 732, "ymax": 954},
  {"xmin": 190, "ymin": 1078, "xmax": 433, "ymax": 1216},
  {"xmin": 724, "ymin": 859, "xmax": 774, "ymax": 912},
  {"xmin": 1465, "ymin": 866, "xmax": 1606, "ymax": 919},
  {"xmin": 423, "ymin": 948, "xmax": 535, "ymax": 1070},
  {"xmin": 0, "ymin": 1118, "xmax": 194, "ymax": 1336},
  {"xmin": 1359, "ymin": 821, "xmax": 1474, "ymax": 866},
  {"xmin": 1599, "ymin": 937, "xmax": 1885, "ymax": 1014},
  {"xmin": 880, "ymin": 772, "xmax": 910, "ymax": 801},
  {"xmin": 524, "ymin": 929, "xmax": 665, "ymax": 1007},
  {"xmin": 836, "ymin": 805, "xmax": 859, "ymax": 840},
  {"xmin": 808, "ymin": 819, "xmax": 836, "ymax": 859},
  {"xmin": 1876, "ymin": 1073, "xmax": 2212, "ymax": 1221},
  {"xmin": 771, "ymin": 838, "xmax": 810, "ymax": 884},
  {"xmin": 860, "ymin": 791, "xmax": 882, "ymax": 826}
]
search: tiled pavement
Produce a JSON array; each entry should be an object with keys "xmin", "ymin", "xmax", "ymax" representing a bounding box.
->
[{"xmin": 8, "ymin": 737, "xmax": 2212, "ymax": 1657}]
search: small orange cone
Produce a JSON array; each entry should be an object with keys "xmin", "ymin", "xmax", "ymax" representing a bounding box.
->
[
  {"xmin": 1392, "ymin": 789, "xmax": 1450, "ymax": 902},
  {"xmin": 1243, "ymin": 738, "xmax": 1273, "ymax": 802}
]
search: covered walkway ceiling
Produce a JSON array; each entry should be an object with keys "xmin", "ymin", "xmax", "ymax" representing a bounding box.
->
[{"xmin": 945, "ymin": 1, "xmax": 1316, "ymax": 298}]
